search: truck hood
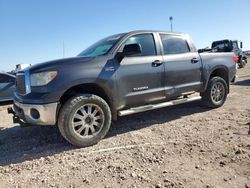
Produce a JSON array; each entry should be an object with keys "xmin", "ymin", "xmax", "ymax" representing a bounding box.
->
[{"xmin": 26, "ymin": 56, "xmax": 95, "ymax": 73}]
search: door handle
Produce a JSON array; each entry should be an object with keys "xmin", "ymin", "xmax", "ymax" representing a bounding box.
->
[
  {"xmin": 152, "ymin": 60, "xmax": 163, "ymax": 67},
  {"xmin": 191, "ymin": 58, "xmax": 199, "ymax": 64}
]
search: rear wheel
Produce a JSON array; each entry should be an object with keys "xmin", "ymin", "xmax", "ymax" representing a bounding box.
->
[
  {"xmin": 58, "ymin": 94, "xmax": 111, "ymax": 147},
  {"xmin": 201, "ymin": 76, "xmax": 228, "ymax": 108},
  {"xmin": 238, "ymin": 59, "xmax": 246, "ymax": 68},
  {"xmin": 242, "ymin": 59, "xmax": 247, "ymax": 66}
]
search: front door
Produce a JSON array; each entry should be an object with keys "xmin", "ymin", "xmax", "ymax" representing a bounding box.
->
[{"xmin": 114, "ymin": 33, "xmax": 165, "ymax": 109}]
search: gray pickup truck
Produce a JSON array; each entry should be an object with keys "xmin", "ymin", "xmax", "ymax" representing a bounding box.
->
[{"xmin": 9, "ymin": 30, "xmax": 237, "ymax": 147}]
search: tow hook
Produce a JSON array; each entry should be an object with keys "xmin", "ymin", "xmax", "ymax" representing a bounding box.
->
[
  {"xmin": 7, "ymin": 107, "xmax": 26, "ymax": 126},
  {"xmin": 7, "ymin": 107, "xmax": 15, "ymax": 115}
]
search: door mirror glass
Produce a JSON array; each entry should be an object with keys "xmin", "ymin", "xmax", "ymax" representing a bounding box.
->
[
  {"xmin": 122, "ymin": 43, "xmax": 142, "ymax": 56},
  {"xmin": 240, "ymin": 42, "xmax": 243, "ymax": 49}
]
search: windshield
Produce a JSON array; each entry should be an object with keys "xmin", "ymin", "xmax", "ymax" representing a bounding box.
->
[{"xmin": 78, "ymin": 33, "xmax": 124, "ymax": 57}]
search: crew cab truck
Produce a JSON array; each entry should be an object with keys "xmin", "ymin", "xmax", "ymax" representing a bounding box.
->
[
  {"xmin": 8, "ymin": 30, "xmax": 237, "ymax": 147},
  {"xmin": 211, "ymin": 39, "xmax": 247, "ymax": 68}
]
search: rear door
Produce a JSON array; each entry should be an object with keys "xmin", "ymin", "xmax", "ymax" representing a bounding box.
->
[{"xmin": 159, "ymin": 34, "xmax": 202, "ymax": 97}]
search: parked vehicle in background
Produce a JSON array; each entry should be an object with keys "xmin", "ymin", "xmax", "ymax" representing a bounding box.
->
[
  {"xmin": 9, "ymin": 30, "xmax": 237, "ymax": 147},
  {"xmin": 15, "ymin": 64, "xmax": 31, "ymax": 73},
  {"xmin": 211, "ymin": 39, "xmax": 247, "ymax": 68},
  {"xmin": 244, "ymin": 50, "xmax": 250, "ymax": 57},
  {"xmin": 0, "ymin": 72, "xmax": 16, "ymax": 102}
]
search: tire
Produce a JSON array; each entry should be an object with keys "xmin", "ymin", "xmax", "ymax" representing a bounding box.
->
[
  {"xmin": 58, "ymin": 94, "xmax": 111, "ymax": 147},
  {"xmin": 242, "ymin": 59, "xmax": 247, "ymax": 66},
  {"xmin": 238, "ymin": 59, "xmax": 246, "ymax": 68},
  {"xmin": 201, "ymin": 76, "xmax": 228, "ymax": 108}
]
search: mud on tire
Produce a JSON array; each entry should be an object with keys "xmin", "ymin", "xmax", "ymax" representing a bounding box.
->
[
  {"xmin": 58, "ymin": 94, "xmax": 111, "ymax": 147},
  {"xmin": 201, "ymin": 76, "xmax": 228, "ymax": 108}
]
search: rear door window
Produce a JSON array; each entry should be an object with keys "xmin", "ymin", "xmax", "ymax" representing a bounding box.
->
[{"xmin": 160, "ymin": 34, "xmax": 190, "ymax": 55}]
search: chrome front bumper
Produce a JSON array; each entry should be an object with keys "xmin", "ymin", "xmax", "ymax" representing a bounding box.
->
[{"xmin": 13, "ymin": 101, "xmax": 58, "ymax": 126}]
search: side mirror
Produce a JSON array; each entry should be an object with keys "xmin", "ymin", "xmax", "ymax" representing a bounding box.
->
[
  {"xmin": 240, "ymin": 42, "xmax": 243, "ymax": 49},
  {"xmin": 122, "ymin": 43, "xmax": 142, "ymax": 56}
]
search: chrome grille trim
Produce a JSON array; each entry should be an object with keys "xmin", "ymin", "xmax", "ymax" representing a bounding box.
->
[
  {"xmin": 24, "ymin": 70, "xmax": 31, "ymax": 94},
  {"xmin": 16, "ymin": 70, "xmax": 31, "ymax": 95}
]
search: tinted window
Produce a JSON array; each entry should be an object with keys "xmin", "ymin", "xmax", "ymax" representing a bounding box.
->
[
  {"xmin": 160, "ymin": 35, "xmax": 190, "ymax": 55},
  {"xmin": 124, "ymin": 34, "xmax": 156, "ymax": 56},
  {"xmin": 0, "ymin": 74, "xmax": 15, "ymax": 83}
]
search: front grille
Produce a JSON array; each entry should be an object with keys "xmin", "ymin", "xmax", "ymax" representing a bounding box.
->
[{"xmin": 16, "ymin": 74, "xmax": 26, "ymax": 95}]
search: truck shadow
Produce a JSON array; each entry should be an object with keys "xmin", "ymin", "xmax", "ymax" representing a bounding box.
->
[
  {"xmin": 107, "ymin": 101, "xmax": 209, "ymax": 138},
  {"xmin": 234, "ymin": 79, "xmax": 250, "ymax": 86},
  {"xmin": 0, "ymin": 125, "xmax": 72, "ymax": 166},
  {"xmin": 0, "ymin": 101, "xmax": 13, "ymax": 106},
  {"xmin": 0, "ymin": 101, "xmax": 210, "ymax": 166}
]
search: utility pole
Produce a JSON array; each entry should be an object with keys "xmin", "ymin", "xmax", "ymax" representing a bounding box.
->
[{"xmin": 169, "ymin": 16, "xmax": 173, "ymax": 32}]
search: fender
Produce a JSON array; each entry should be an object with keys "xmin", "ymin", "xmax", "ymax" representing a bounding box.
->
[
  {"xmin": 58, "ymin": 79, "xmax": 118, "ymax": 120},
  {"xmin": 202, "ymin": 65, "xmax": 229, "ymax": 93}
]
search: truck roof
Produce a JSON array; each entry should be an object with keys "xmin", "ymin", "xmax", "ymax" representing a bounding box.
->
[
  {"xmin": 126, "ymin": 30, "xmax": 186, "ymax": 36},
  {"xmin": 212, "ymin": 39, "xmax": 240, "ymax": 43}
]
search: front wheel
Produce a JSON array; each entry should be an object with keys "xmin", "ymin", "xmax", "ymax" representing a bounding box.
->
[
  {"xmin": 58, "ymin": 94, "xmax": 112, "ymax": 147},
  {"xmin": 201, "ymin": 77, "xmax": 228, "ymax": 108}
]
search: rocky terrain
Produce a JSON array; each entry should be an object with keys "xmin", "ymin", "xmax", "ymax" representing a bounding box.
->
[{"xmin": 0, "ymin": 60, "xmax": 249, "ymax": 188}]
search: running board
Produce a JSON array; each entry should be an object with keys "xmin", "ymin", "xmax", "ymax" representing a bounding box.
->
[{"xmin": 118, "ymin": 96, "xmax": 201, "ymax": 116}]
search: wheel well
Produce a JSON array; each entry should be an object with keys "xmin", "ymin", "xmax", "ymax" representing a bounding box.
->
[
  {"xmin": 210, "ymin": 68, "xmax": 228, "ymax": 82},
  {"xmin": 209, "ymin": 68, "xmax": 229, "ymax": 92},
  {"xmin": 59, "ymin": 83, "xmax": 117, "ymax": 120},
  {"xmin": 59, "ymin": 83, "xmax": 111, "ymax": 106}
]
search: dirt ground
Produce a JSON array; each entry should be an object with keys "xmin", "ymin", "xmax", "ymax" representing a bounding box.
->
[{"xmin": 0, "ymin": 60, "xmax": 249, "ymax": 188}]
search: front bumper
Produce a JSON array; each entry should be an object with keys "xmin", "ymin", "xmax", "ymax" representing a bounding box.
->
[{"xmin": 11, "ymin": 100, "xmax": 58, "ymax": 126}]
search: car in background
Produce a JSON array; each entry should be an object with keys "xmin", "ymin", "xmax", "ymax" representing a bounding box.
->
[
  {"xmin": 15, "ymin": 64, "xmax": 31, "ymax": 72},
  {"xmin": 244, "ymin": 51, "xmax": 250, "ymax": 57},
  {"xmin": 0, "ymin": 72, "xmax": 16, "ymax": 102}
]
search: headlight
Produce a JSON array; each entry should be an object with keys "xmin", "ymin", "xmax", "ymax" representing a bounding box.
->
[{"xmin": 30, "ymin": 71, "xmax": 57, "ymax": 86}]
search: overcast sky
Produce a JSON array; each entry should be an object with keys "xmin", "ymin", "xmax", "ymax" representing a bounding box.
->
[{"xmin": 0, "ymin": 0, "xmax": 250, "ymax": 71}]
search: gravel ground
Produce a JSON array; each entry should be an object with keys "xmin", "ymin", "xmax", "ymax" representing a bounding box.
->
[{"xmin": 0, "ymin": 60, "xmax": 249, "ymax": 188}]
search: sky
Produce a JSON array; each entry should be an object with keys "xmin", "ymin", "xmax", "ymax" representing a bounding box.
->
[{"xmin": 0, "ymin": 0, "xmax": 250, "ymax": 71}]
